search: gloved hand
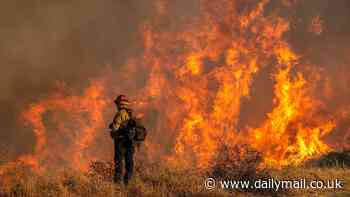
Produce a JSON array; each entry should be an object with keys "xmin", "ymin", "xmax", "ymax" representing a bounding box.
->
[
  {"xmin": 110, "ymin": 130, "xmax": 117, "ymax": 139},
  {"xmin": 109, "ymin": 123, "xmax": 114, "ymax": 130},
  {"xmin": 109, "ymin": 123, "xmax": 117, "ymax": 139}
]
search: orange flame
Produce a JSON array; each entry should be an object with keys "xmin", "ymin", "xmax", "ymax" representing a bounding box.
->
[
  {"xmin": 250, "ymin": 63, "xmax": 335, "ymax": 167},
  {"xmin": 2, "ymin": 0, "xmax": 346, "ymax": 173},
  {"xmin": 17, "ymin": 80, "xmax": 107, "ymax": 171}
]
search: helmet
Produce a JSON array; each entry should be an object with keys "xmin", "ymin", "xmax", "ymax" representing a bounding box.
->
[{"xmin": 114, "ymin": 95, "xmax": 129, "ymax": 109}]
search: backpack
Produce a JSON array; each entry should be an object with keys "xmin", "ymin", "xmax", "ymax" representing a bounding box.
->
[{"xmin": 127, "ymin": 118, "xmax": 147, "ymax": 142}]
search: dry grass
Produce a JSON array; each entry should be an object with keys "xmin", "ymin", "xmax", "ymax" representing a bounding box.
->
[
  {"xmin": 0, "ymin": 162, "xmax": 230, "ymax": 197},
  {"xmin": 0, "ymin": 151, "xmax": 349, "ymax": 197},
  {"xmin": 269, "ymin": 166, "xmax": 350, "ymax": 196}
]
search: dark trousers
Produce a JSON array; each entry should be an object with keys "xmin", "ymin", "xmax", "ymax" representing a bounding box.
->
[{"xmin": 114, "ymin": 138, "xmax": 135, "ymax": 185}]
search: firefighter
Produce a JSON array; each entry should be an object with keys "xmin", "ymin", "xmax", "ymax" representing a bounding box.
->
[{"xmin": 109, "ymin": 95, "xmax": 135, "ymax": 185}]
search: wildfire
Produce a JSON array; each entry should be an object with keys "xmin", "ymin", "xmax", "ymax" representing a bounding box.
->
[
  {"xmin": 250, "ymin": 63, "xmax": 335, "ymax": 167},
  {"xmin": 2, "ymin": 0, "xmax": 348, "ymax": 174},
  {"xmin": 16, "ymin": 80, "xmax": 108, "ymax": 171}
]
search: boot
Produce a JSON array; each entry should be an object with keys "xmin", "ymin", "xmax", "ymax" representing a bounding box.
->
[
  {"xmin": 123, "ymin": 175, "xmax": 130, "ymax": 186},
  {"xmin": 113, "ymin": 174, "xmax": 122, "ymax": 184}
]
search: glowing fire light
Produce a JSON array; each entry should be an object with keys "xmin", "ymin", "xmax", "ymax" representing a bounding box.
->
[{"xmin": 1, "ymin": 0, "xmax": 345, "ymax": 174}]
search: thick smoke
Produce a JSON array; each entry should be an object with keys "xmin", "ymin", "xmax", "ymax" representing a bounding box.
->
[
  {"xmin": 0, "ymin": 0, "xmax": 349, "ymax": 165},
  {"xmin": 0, "ymin": 0, "xmax": 152, "ymax": 159}
]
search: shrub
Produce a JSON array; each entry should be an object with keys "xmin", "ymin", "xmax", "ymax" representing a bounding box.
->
[{"xmin": 310, "ymin": 150, "xmax": 350, "ymax": 168}]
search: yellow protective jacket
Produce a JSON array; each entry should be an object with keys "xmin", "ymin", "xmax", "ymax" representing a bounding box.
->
[{"xmin": 111, "ymin": 108, "xmax": 130, "ymax": 131}]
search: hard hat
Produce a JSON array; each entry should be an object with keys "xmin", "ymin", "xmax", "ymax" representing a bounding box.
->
[{"xmin": 114, "ymin": 95, "xmax": 129, "ymax": 108}]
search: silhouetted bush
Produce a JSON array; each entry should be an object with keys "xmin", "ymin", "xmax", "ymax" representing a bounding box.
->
[
  {"xmin": 211, "ymin": 144, "xmax": 285, "ymax": 196},
  {"xmin": 312, "ymin": 150, "xmax": 350, "ymax": 168}
]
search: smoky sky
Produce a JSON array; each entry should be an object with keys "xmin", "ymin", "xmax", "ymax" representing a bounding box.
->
[
  {"xmin": 0, "ymin": 0, "xmax": 350, "ymax": 158},
  {"xmin": 239, "ymin": 0, "xmax": 350, "ymax": 130},
  {"xmin": 0, "ymin": 0, "xmax": 153, "ymax": 156}
]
